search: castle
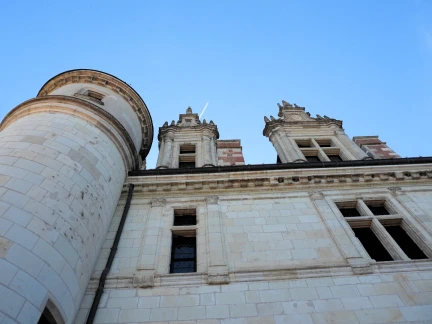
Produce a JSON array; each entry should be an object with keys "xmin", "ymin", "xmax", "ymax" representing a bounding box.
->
[{"xmin": 0, "ymin": 69, "xmax": 431, "ymax": 323}]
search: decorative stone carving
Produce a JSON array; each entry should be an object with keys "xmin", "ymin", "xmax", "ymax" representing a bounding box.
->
[
  {"xmin": 151, "ymin": 198, "xmax": 166, "ymax": 207},
  {"xmin": 388, "ymin": 187, "xmax": 403, "ymax": 196},
  {"xmin": 309, "ymin": 190, "xmax": 324, "ymax": 200}
]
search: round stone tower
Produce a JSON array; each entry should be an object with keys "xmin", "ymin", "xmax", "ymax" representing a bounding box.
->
[{"xmin": 0, "ymin": 70, "xmax": 153, "ymax": 323}]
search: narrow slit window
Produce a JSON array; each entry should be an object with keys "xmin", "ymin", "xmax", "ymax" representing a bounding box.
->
[
  {"xmin": 170, "ymin": 236, "xmax": 196, "ymax": 273},
  {"xmin": 384, "ymin": 226, "xmax": 427, "ymax": 259},
  {"xmin": 352, "ymin": 227, "xmax": 393, "ymax": 262}
]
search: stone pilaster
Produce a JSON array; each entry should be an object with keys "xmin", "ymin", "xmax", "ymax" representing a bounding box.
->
[
  {"xmin": 135, "ymin": 198, "xmax": 166, "ymax": 287},
  {"xmin": 335, "ymin": 130, "xmax": 370, "ymax": 160},
  {"xmin": 205, "ymin": 196, "xmax": 229, "ymax": 284},
  {"xmin": 202, "ymin": 134, "xmax": 215, "ymax": 167},
  {"xmin": 309, "ymin": 191, "xmax": 373, "ymax": 275},
  {"xmin": 158, "ymin": 133, "xmax": 174, "ymax": 168}
]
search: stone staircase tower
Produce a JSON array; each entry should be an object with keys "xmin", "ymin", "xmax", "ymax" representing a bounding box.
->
[{"xmin": 0, "ymin": 70, "xmax": 153, "ymax": 323}]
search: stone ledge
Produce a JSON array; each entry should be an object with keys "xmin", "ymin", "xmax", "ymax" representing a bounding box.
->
[{"xmin": 86, "ymin": 260, "xmax": 432, "ymax": 291}]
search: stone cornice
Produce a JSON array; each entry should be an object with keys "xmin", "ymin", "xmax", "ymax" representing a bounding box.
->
[
  {"xmin": 126, "ymin": 163, "xmax": 432, "ymax": 196},
  {"xmin": 36, "ymin": 69, "xmax": 154, "ymax": 159},
  {"xmin": 0, "ymin": 96, "xmax": 139, "ymax": 170},
  {"xmin": 158, "ymin": 124, "xmax": 220, "ymax": 141},
  {"xmin": 263, "ymin": 118, "xmax": 343, "ymax": 137}
]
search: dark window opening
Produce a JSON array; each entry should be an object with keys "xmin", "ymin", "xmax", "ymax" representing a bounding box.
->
[
  {"xmin": 318, "ymin": 143, "xmax": 332, "ymax": 147},
  {"xmin": 352, "ymin": 227, "xmax": 393, "ymax": 262},
  {"xmin": 296, "ymin": 140, "xmax": 311, "ymax": 148},
  {"xmin": 87, "ymin": 90, "xmax": 104, "ymax": 101},
  {"xmin": 170, "ymin": 236, "xmax": 196, "ymax": 273},
  {"xmin": 276, "ymin": 155, "xmax": 282, "ymax": 164},
  {"xmin": 174, "ymin": 209, "xmax": 197, "ymax": 226},
  {"xmin": 316, "ymin": 140, "xmax": 332, "ymax": 147},
  {"xmin": 305, "ymin": 156, "xmax": 321, "ymax": 163},
  {"xmin": 366, "ymin": 203, "xmax": 390, "ymax": 215},
  {"xmin": 179, "ymin": 161, "xmax": 195, "ymax": 168},
  {"xmin": 384, "ymin": 226, "xmax": 427, "ymax": 259},
  {"xmin": 339, "ymin": 207, "xmax": 361, "ymax": 217},
  {"xmin": 297, "ymin": 142, "xmax": 311, "ymax": 148},
  {"xmin": 328, "ymin": 155, "xmax": 343, "ymax": 162},
  {"xmin": 38, "ymin": 307, "xmax": 57, "ymax": 324}
]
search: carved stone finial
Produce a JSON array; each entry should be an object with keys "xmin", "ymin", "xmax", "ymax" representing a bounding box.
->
[
  {"xmin": 186, "ymin": 106, "xmax": 193, "ymax": 114},
  {"xmin": 203, "ymin": 119, "xmax": 207, "ymax": 125},
  {"xmin": 170, "ymin": 120, "xmax": 175, "ymax": 126},
  {"xmin": 264, "ymin": 116, "xmax": 270, "ymax": 123},
  {"xmin": 282, "ymin": 100, "xmax": 292, "ymax": 108},
  {"xmin": 209, "ymin": 120, "xmax": 214, "ymax": 125},
  {"xmin": 277, "ymin": 103, "xmax": 283, "ymax": 109},
  {"xmin": 316, "ymin": 115, "xmax": 323, "ymax": 120},
  {"xmin": 270, "ymin": 115, "xmax": 276, "ymax": 121},
  {"xmin": 163, "ymin": 121, "xmax": 168, "ymax": 126}
]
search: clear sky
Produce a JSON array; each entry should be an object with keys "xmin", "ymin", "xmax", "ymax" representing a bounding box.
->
[{"xmin": 1, "ymin": 1, "xmax": 431, "ymax": 168}]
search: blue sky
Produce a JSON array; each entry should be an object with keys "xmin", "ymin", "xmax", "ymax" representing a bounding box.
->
[{"xmin": 1, "ymin": 1, "xmax": 431, "ymax": 168}]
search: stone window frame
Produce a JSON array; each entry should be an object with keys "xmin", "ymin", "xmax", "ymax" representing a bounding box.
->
[
  {"xmin": 334, "ymin": 197, "xmax": 432, "ymax": 262},
  {"xmin": 176, "ymin": 142, "xmax": 198, "ymax": 168},
  {"xmin": 294, "ymin": 137, "xmax": 350, "ymax": 162},
  {"xmin": 168, "ymin": 206, "xmax": 201, "ymax": 275}
]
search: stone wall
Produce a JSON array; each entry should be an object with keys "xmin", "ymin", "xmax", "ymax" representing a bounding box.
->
[
  {"xmin": 0, "ymin": 110, "xmax": 128, "ymax": 323},
  {"xmin": 353, "ymin": 136, "xmax": 401, "ymax": 159},
  {"xmin": 80, "ymin": 271, "xmax": 432, "ymax": 323},
  {"xmin": 217, "ymin": 140, "xmax": 245, "ymax": 166},
  {"xmin": 78, "ymin": 180, "xmax": 432, "ymax": 322}
]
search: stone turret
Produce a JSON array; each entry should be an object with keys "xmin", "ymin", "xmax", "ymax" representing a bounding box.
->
[
  {"xmin": 0, "ymin": 70, "xmax": 153, "ymax": 323},
  {"xmin": 263, "ymin": 100, "xmax": 370, "ymax": 163},
  {"xmin": 156, "ymin": 107, "xmax": 219, "ymax": 168}
]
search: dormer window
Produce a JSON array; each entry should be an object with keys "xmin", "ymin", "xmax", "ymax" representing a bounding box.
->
[
  {"xmin": 74, "ymin": 89, "xmax": 105, "ymax": 105},
  {"xmin": 179, "ymin": 144, "xmax": 196, "ymax": 168},
  {"xmin": 87, "ymin": 90, "xmax": 104, "ymax": 101}
]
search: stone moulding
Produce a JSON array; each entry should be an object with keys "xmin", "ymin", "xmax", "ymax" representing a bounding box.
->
[
  {"xmin": 0, "ymin": 96, "xmax": 139, "ymax": 171},
  {"xmin": 124, "ymin": 165, "xmax": 432, "ymax": 195},
  {"xmin": 36, "ymin": 69, "xmax": 154, "ymax": 159},
  {"xmin": 87, "ymin": 259, "xmax": 432, "ymax": 290}
]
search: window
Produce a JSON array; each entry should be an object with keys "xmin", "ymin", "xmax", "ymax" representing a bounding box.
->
[
  {"xmin": 179, "ymin": 144, "xmax": 196, "ymax": 168},
  {"xmin": 305, "ymin": 156, "xmax": 321, "ymax": 163},
  {"xmin": 174, "ymin": 209, "xmax": 197, "ymax": 226},
  {"xmin": 38, "ymin": 307, "xmax": 57, "ymax": 324},
  {"xmin": 295, "ymin": 138, "xmax": 347, "ymax": 162},
  {"xmin": 327, "ymin": 154, "xmax": 343, "ymax": 162},
  {"xmin": 74, "ymin": 89, "xmax": 105, "ymax": 105},
  {"xmin": 170, "ymin": 209, "xmax": 197, "ymax": 273},
  {"xmin": 335, "ymin": 199, "xmax": 430, "ymax": 262},
  {"xmin": 38, "ymin": 300, "xmax": 63, "ymax": 324}
]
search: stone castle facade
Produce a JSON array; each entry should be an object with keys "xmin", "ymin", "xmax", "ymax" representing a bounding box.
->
[{"xmin": 0, "ymin": 70, "xmax": 431, "ymax": 323}]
